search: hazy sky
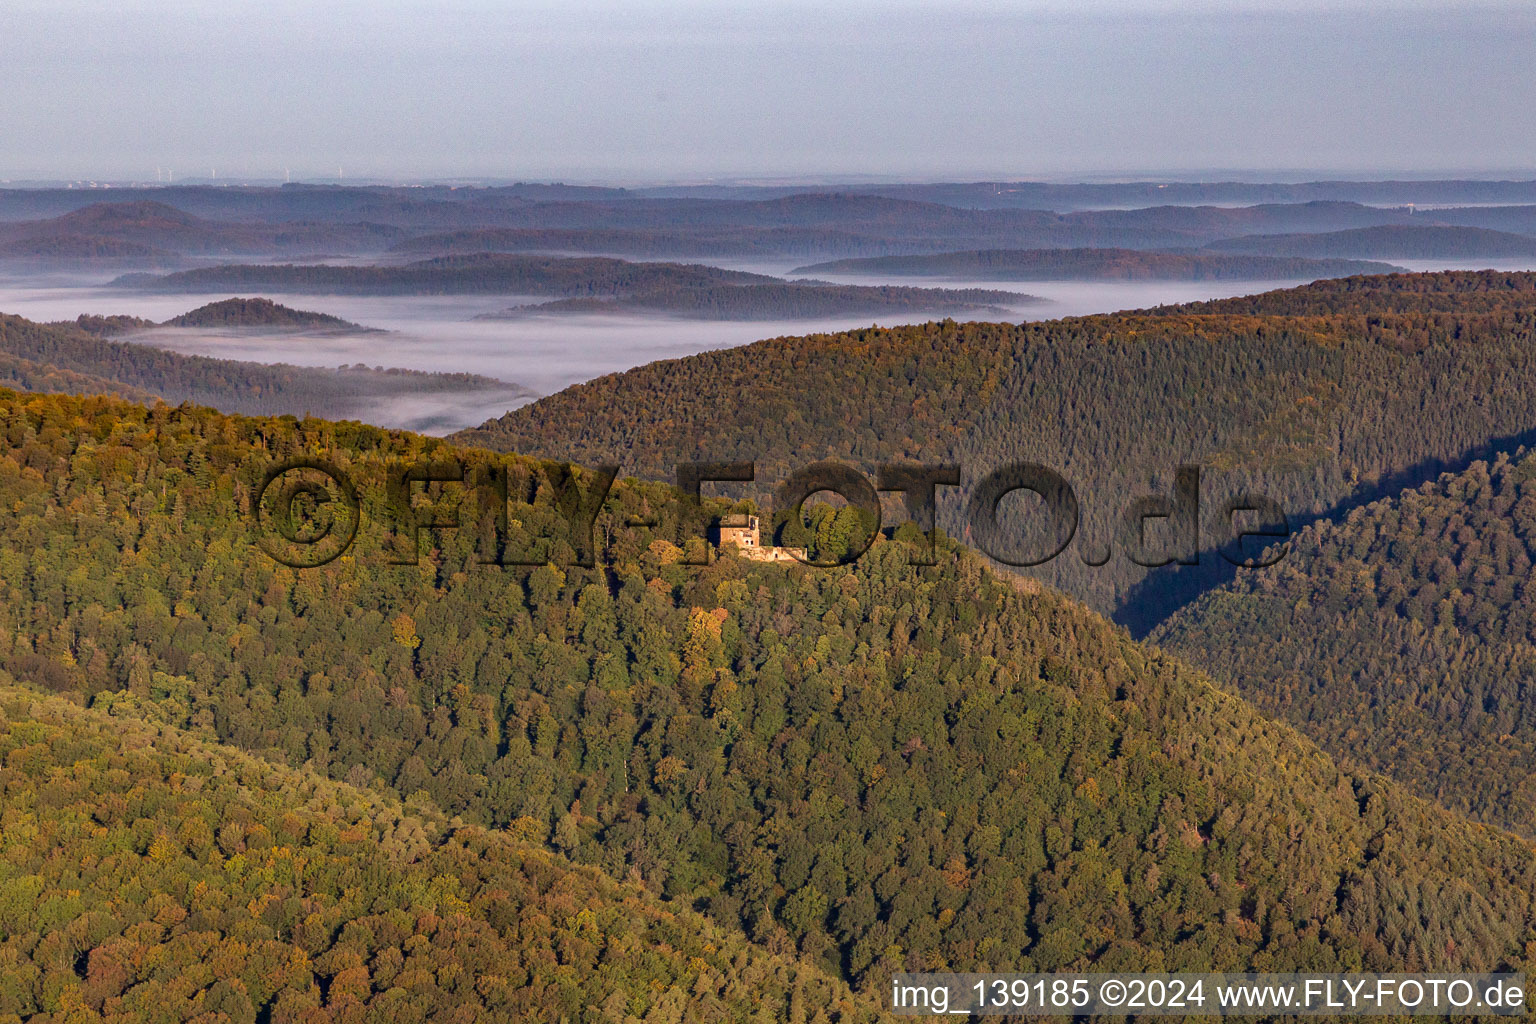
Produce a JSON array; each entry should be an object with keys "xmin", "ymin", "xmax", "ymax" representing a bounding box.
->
[{"xmin": 3, "ymin": 0, "xmax": 1534, "ymax": 182}]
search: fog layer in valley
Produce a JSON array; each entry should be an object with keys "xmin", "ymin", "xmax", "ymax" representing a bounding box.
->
[{"xmin": 5, "ymin": 257, "xmax": 1536, "ymax": 435}]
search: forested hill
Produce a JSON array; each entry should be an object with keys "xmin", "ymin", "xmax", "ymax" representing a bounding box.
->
[
  {"xmin": 0, "ymin": 235, "xmax": 183, "ymax": 266},
  {"xmin": 1148, "ymin": 269, "xmax": 1536, "ymax": 316},
  {"xmin": 0, "ymin": 682, "xmax": 874, "ymax": 1023},
  {"xmin": 115, "ymin": 255, "xmax": 1035, "ymax": 318},
  {"xmin": 792, "ymin": 248, "xmax": 1400, "ymax": 281},
  {"xmin": 5, "ymin": 389, "xmax": 1536, "ymax": 996},
  {"xmin": 455, "ymin": 270, "xmax": 1536, "ymax": 627},
  {"xmin": 1151, "ymin": 448, "xmax": 1536, "ymax": 838},
  {"xmin": 161, "ymin": 296, "xmax": 374, "ymax": 331},
  {"xmin": 0, "ymin": 312, "xmax": 532, "ymax": 423},
  {"xmin": 0, "ymin": 348, "xmax": 158, "ymax": 405},
  {"xmin": 0, "ymin": 199, "xmax": 406, "ymax": 260},
  {"xmin": 113, "ymin": 253, "xmax": 778, "ymax": 296},
  {"xmin": 1204, "ymin": 224, "xmax": 1536, "ymax": 259},
  {"xmin": 483, "ymin": 282, "xmax": 1031, "ymax": 320}
]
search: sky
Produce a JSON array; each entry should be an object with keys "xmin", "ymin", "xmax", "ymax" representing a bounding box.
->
[{"xmin": 3, "ymin": 0, "xmax": 1534, "ymax": 183}]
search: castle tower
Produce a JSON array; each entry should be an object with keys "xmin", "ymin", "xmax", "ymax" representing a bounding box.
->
[{"xmin": 717, "ymin": 513, "xmax": 760, "ymax": 549}]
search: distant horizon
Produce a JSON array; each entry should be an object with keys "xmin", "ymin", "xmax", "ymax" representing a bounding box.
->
[
  {"xmin": 7, "ymin": 1, "xmax": 1535, "ymax": 183},
  {"xmin": 7, "ymin": 169, "xmax": 1536, "ymax": 190}
]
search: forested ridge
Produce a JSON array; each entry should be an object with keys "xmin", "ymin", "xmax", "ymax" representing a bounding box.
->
[
  {"xmin": 161, "ymin": 297, "xmax": 373, "ymax": 332},
  {"xmin": 1204, "ymin": 224, "xmax": 1536, "ymax": 259},
  {"xmin": 0, "ymin": 313, "xmax": 531, "ymax": 422},
  {"xmin": 1152, "ymin": 448, "xmax": 1536, "ymax": 838},
  {"xmin": 1149, "ymin": 269, "xmax": 1536, "ymax": 316},
  {"xmin": 0, "ymin": 190, "xmax": 1453, "ymax": 259},
  {"xmin": 0, "ymin": 200, "xmax": 406, "ymax": 261},
  {"xmin": 14, "ymin": 266, "xmax": 1536, "ymax": 1018},
  {"xmin": 457, "ymin": 270, "xmax": 1536, "ymax": 626},
  {"xmin": 112, "ymin": 254, "xmax": 783, "ymax": 296},
  {"xmin": 4, "ymin": 389, "xmax": 1536, "ymax": 1011},
  {"xmin": 113, "ymin": 255, "xmax": 1034, "ymax": 318},
  {"xmin": 791, "ymin": 248, "xmax": 1400, "ymax": 281},
  {"xmin": 7, "ymin": 188, "xmax": 1536, "ymax": 267},
  {"xmin": 0, "ymin": 235, "xmax": 183, "ymax": 266},
  {"xmin": 388, "ymin": 225, "xmax": 899, "ymax": 260},
  {"xmin": 0, "ymin": 350, "xmax": 158, "ymax": 405},
  {"xmin": 0, "ymin": 683, "xmax": 875, "ymax": 1023},
  {"xmin": 485, "ymin": 283, "xmax": 1031, "ymax": 320}
]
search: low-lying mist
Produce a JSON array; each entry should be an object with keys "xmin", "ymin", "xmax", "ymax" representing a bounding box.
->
[{"xmin": 5, "ymin": 256, "xmax": 1536, "ymax": 435}]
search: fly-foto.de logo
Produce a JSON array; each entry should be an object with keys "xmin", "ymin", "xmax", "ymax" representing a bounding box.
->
[{"xmin": 249, "ymin": 456, "xmax": 1290, "ymax": 570}]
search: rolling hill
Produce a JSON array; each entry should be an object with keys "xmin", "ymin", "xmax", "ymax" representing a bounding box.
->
[
  {"xmin": 792, "ymin": 248, "xmax": 1401, "ymax": 280},
  {"xmin": 0, "ymin": 189, "xmax": 1447, "ymax": 261},
  {"xmin": 112, "ymin": 253, "xmax": 784, "ymax": 296},
  {"xmin": 1151, "ymin": 448, "xmax": 1536, "ymax": 838},
  {"xmin": 0, "ymin": 180, "xmax": 1525, "ymax": 225},
  {"xmin": 3, "ymin": 388, "xmax": 1536, "ymax": 998},
  {"xmin": 482, "ymin": 282, "xmax": 1033, "ymax": 320},
  {"xmin": 112, "ymin": 254, "xmax": 1038, "ymax": 318},
  {"xmin": 5, "ymin": 187, "xmax": 1536, "ymax": 264},
  {"xmin": 457, "ymin": 270, "xmax": 1536, "ymax": 629},
  {"xmin": 1205, "ymin": 224, "xmax": 1536, "ymax": 259},
  {"xmin": 0, "ymin": 312, "xmax": 533, "ymax": 426},
  {"xmin": 387, "ymin": 225, "xmax": 896, "ymax": 259},
  {"xmin": 0, "ymin": 200, "xmax": 406, "ymax": 260},
  {"xmin": 0, "ymin": 234, "xmax": 184, "ymax": 266},
  {"xmin": 0, "ymin": 349, "xmax": 158, "ymax": 403},
  {"xmin": 161, "ymin": 296, "xmax": 375, "ymax": 332},
  {"xmin": 0, "ymin": 681, "xmax": 873, "ymax": 1022}
]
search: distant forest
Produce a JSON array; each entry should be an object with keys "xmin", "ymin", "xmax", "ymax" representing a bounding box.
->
[
  {"xmin": 115, "ymin": 255, "xmax": 1036, "ymax": 319},
  {"xmin": 160, "ymin": 297, "xmax": 375, "ymax": 332},
  {"xmin": 0, "ymin": 313, "xmax": 532, "ymax": 421},
  {"xmin": 0, "ymin": 199, "xmax": 405, "ymax": 260},
  {"xmin": 1150, "ymin": 270, "xmax": 1536, "ymax": 316},
  {"xmin": 459, "ymin": 270, "xmax": 1536, "ymax": 629},
  {"xmin": 115, "ymin": 254, "xmax": 782, "ymax": 296},
  {"xmin": 793, "ymin": 248, "xmax": 1401, "ymax": 281},
  {"xmin": 1206, "ymin": 225, "xmax": 1536, "ymax": 259},
  {"xmin": 483, "ymin": 282, "xmax": 1032, "ymax": 320},
  {"xmin": 0, "ymin": 187, "xmax": 1527, "ymax": 267}
]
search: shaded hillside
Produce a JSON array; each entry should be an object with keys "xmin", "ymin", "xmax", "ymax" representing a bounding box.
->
[
  {"xmin": 162, "ymin": 296, "xmax": 374, "ymax": 332},
  {"xmin": 389, "ymin": 225, "xmax": 893, "ymax": 259},
  {"xmin": 0, "ymin": 313, "xmax": 532, "ymax": 424},
  {"xmin": 483, "ymin": 282, "xmax": 1033, "ymax": 320},
  {"xmin": 0, "ymin": 350, "xmax": 157, "ymax": 403},
  {"xmin": 0, "ymin": 234, "xmax": 183, "ymax": 266},
  {"xmin": 5, "ymin": 390, "xmax": 1536, "ymax": 992},
  {"xmin": 647, "ymin": 181, "xmax": 1536, "ymax": 211},
  {"xmin": 52, "ymin": 313, "xmax": 158, "ymax": 336},
  {"xmin": 0, "ymin": 189, "xmax": 1447, "ymax": 260},
  {"xmin": 413, "ymin": 196, "xmax": 1422, "ymax": 252},
  {"xmin": 1429, "ymin": 205, "xmax": 1536, "ymax": 235},
  {"xmin": 8, "ymin": 186, "xmax": 1536, "ymax": 261},
  {"xmin": 0, "ymin": 200, "xmax": 405, "ymax": 258},
  {"xmin": 0, "ymin": 683, "xmax": 874, "ymax": 1023},
  {"xmin": 456, "ymin": 271, "xmax": 1536, "ymax": 627},
  {"xmin": 2, "ymin": 181, "xmax": 1532, "ymax": 224},
  {"xmin": 117, "ymin": 256, "xmax": 1034, "ymax": 318},
  {"xmin": 1152, "ymin": 449, "xmax": 1536, "ymax": 837},
  {"xmin": 114, "ymin": 253, "xmax": 776, "ymax": 296},
  {"xmin": 1206, "ymin": 224, "xmax": 1536, "ymax": 259},
  {"xmin": 793, "ymin": 248, "xmax": 1401, "ymax": 280},
  {"xmin": 1150, "ymin": 269, "xmax": 1536, "ymax": 316}
]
